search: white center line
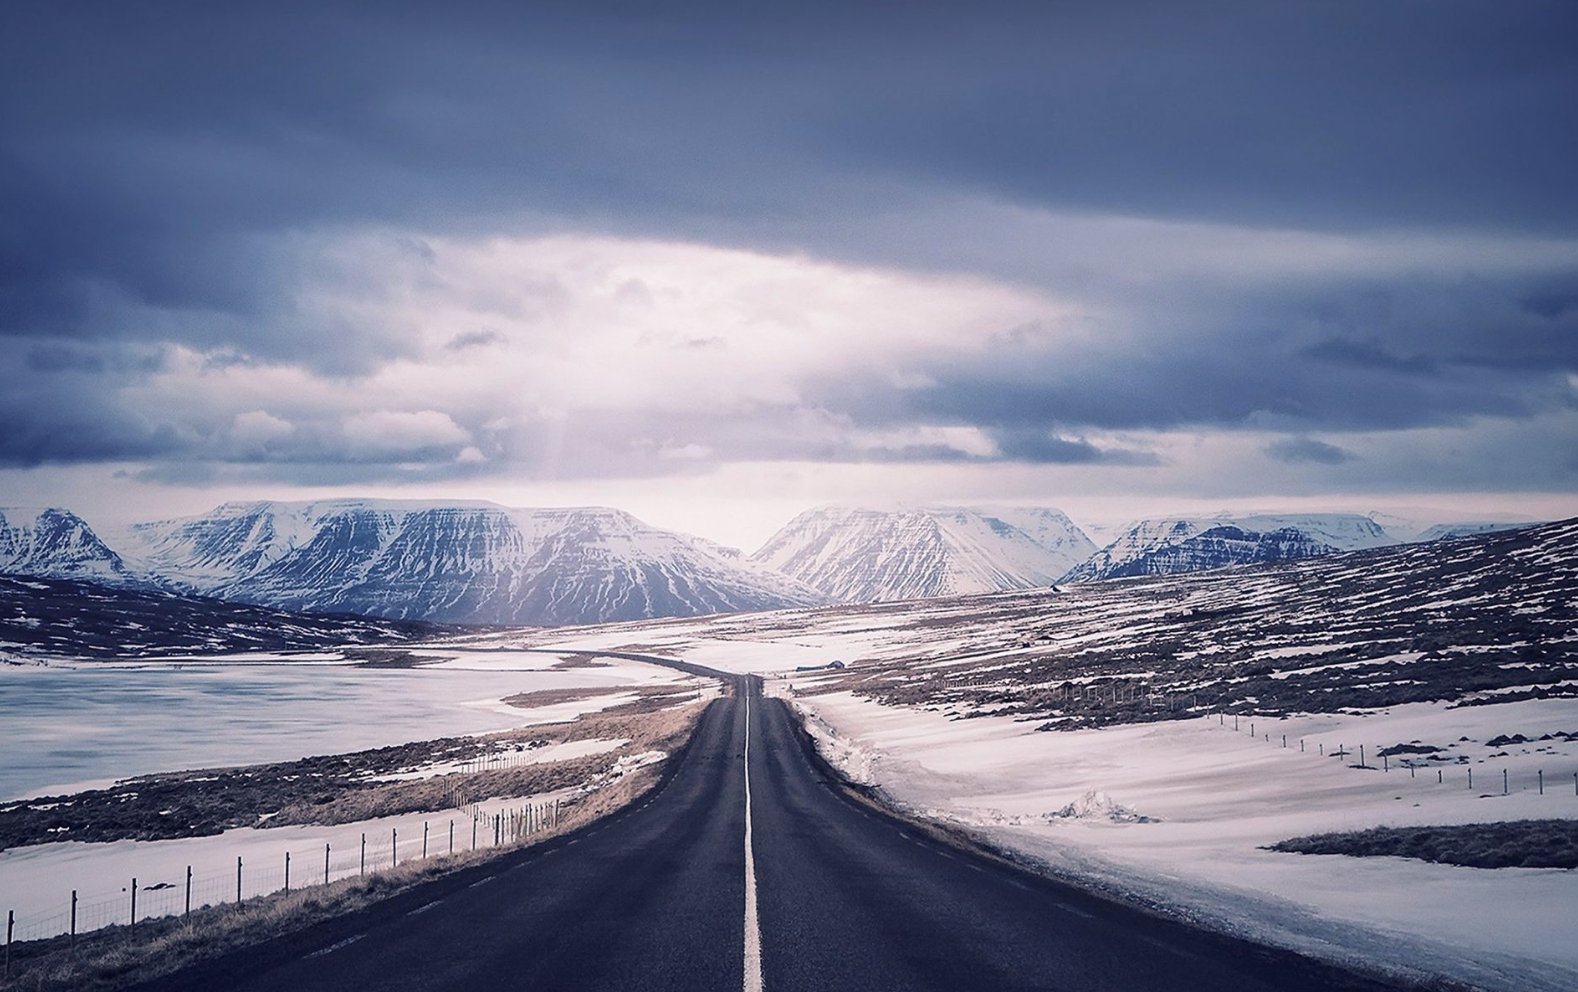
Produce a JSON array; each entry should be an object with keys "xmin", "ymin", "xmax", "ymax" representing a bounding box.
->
[
  {"xmin": 743, "ymin": 691, "xmax": 764, "ymax": 992},
  {"xmin": 304, "ymin": 933, "xmax": 365, "ymax": 959}
]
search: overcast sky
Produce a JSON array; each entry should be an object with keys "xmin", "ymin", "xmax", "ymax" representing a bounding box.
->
[{"xmin": 2, "ymin": 1, "xmax": 1575, "ymax": 548}]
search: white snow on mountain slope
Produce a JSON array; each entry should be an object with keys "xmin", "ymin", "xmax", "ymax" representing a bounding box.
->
[
  {"xmin": 971, "ymin": 505, "xmax": 1096, "ymax": 566},
  {"xmin": 1063, "ymin": 512, "xmax": 1396, "ymax": 582},
  {"xmin": 1363, "ymin": 508, "xmax": 1538, "ymax": 543},
  {"xmin": 749, "ymin": 505, "xmax": 1095, "ymax": 603},
  {"xmin": 124, "ymin": 500, "xmax": 825, "ymax": 626},
  {"xmin": 0, "ymin": 507, "xmax": 152, "ymax": 588},
  {"xmin": 121, "ymin": 499, "xmax": 354, "ymax": 585},
  {"xmin": 1413, "ymin": 520, "xmax": 1540, "ymax": 542}
]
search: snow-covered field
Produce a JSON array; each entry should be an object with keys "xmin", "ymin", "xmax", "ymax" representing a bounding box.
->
[
  {"xmin": 0, "ymin": 772, "xmax": 613, "ymax": 941},
  {"xmin": 779, "ymin": 682, "xmax": 1578, "ymax": 992},
  {"xmin": 0, "ymin": 649, "xmax": 684, "ymax": 800}
]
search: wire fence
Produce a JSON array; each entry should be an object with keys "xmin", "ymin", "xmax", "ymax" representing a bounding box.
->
[
  {"xmin": 1211, "ymin": 711, "xmax": 1578, "ymax": 799},
  {"xmin": 3, "ymin": 797, "xmax": 561, "ymax": 951}
]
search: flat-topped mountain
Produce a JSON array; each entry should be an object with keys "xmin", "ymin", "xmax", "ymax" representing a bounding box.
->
[
  {"xmin": 122, "ymin": 500, "xmax": 825, "ymax": 625},
  {"xmin": 1062, "ymin": 513, "xmax": 1396, "ymax": 582},
  {"xmin": 750, "ymin": 504, "xmax": 1095, "ymax": 603}
]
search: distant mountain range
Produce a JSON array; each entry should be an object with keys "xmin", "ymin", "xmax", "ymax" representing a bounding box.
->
[
  {"xmin": 751, "ymin": 505, "xmax": 1095, "ymax": 603},
  {"xmin": 0, "ymin": 507, "xmax": 152, "ymax": 589},
  {"xmin": 0, "ymin": 500, "xmax": 1542, "ymax": 630},
  {"xmin": 1061, "ymin": 513, "xmax": 1397, "ymax": 582},
  {"xmin": 118, "ymin": 500, "xmax": 825, "ymax": 625}
]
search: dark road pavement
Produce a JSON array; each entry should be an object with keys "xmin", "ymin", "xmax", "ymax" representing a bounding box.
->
[{"xmin": 138, "ymin": 664, "xmax": 1404, "ymax": 992}]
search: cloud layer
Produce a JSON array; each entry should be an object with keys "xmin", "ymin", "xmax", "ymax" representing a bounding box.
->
[{"xmin": 2, "ymin": 1, "xmax": 1575, "ymax": 505}]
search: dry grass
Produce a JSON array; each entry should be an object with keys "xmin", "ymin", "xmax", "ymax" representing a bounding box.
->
[
  {"xmin": 1268, "ymin": 819, "xmax": 1578, "ymax": 869},
  {"xmin": 0, "ymin": 698, "xmax": 710, "ymax": 992},
  {"xmin": 549, "ymin": 653, "xmax": 615, "ymax": 669},
  {"xmin": 501, "ymin": 684, "xmax": 630, "ymax": 708},
  {"xmin": 258, "ymin": 696, "xmax": 704, "ymax": 829}
]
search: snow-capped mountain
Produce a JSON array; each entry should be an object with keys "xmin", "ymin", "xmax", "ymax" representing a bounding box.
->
[
  {"xmin": 0, "ymin": 507, "xmax": 151, "ymax": 588},
  {"xmin": 1364, "ymin": 509, "xmax": 1537, "ymax": 543},
  {"xmin": 1412, "ymin": 521, "xmax": 1540, "ymax": 543},
  {"xmin": 1063, "ymin": 513, "xmax": 1395, "ymax": 582},
  {"xmin": 124, "ymin": 500, "xmax": 824, "ymax": 625},
  {"xmin": 972, "ymin": 506, "xmax": 1100, "ymax": 567},
  {"xmin": 750, "ymin": 505, "xmax": 1095, "ymax": 603}
]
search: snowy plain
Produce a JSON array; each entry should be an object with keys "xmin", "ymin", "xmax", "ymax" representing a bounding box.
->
[
  {"xmin": 1, "ymin": 780, "xmax": 579, "ymax": 941},
  {"xmin": 777, "ymin": 682, "xmax": 1578, "ymax": 992}
]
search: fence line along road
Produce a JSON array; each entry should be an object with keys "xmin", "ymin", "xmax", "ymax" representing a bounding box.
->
[{"xmin": 3, "ymin": 798, "xmax": 560, "ymax": 947}]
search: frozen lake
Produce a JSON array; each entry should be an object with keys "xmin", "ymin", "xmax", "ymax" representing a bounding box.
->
[{"xmin": 0, "ymin": 649, "xmax": 681, "ymax": 800}]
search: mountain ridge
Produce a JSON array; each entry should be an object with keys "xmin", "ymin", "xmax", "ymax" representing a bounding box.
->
[
  {"xmin": 1, "ymin": 500, "xmax": 1549, "ymax": 626},
  {"xmin": 751, "ymin": 504, "xmax": 1096, "ymax": 603},
  {"xmin": 120, "ymin": 499, "xmax": 824, "ymax": 625},
  {"xmin": 0, "ymin": 506, "xmax": 155, "ymax": 589},
  {"xmin": 1063, "ymin": 512, "xmax": 1398, "ymax": 582}
]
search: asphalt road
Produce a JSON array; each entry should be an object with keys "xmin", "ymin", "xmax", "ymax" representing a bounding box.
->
[{"xmin": 138, "ymin": 666, "xmax": 1406, "ymax": 992}]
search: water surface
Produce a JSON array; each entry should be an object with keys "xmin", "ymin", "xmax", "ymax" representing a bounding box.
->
[{"xmin": 0, "ymin": 658, "xmax": 612, "ymax": 800}]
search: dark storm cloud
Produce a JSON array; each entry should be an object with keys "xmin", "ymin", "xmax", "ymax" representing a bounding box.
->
[
  {"xmin": 5, "ymin": 0, "xmax": 1575, "ymax": 340},
  {"xmin": 444, "ymin": 329, "xmax": 505, "ymax": 351},
  {"xmin": 1, "ymin": 1, "xmax": 1576, "ymax": 483},
  {"xmin": 987, "ymin": 430, "xmax": 1107, "ymax": 465},
  {"xmin": 805, "ymin": 261, "xmax": 1578, "ymax": 441},
  {"xmin": 1301, "ymin": 340, "xmax": 1440, "ymax": 377},
  {"xmin": 1265, "ymin": 437, "xmax": 1355, "ymax": 466}
]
